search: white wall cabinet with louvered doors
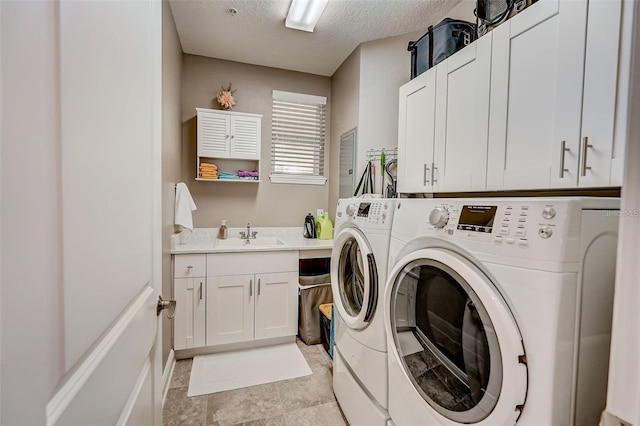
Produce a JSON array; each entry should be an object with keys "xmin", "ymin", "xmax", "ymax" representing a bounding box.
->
[
  {"xmin": 173, "ymin": 254, "xmax": 206, "ymax": 350},
  {"xmin": 195, "ymin": 108, "xmax": 262, "ymax": 182},
  {"xmin": 486, "ymin": 0, "xmax": 631, "ymax": 190},
  {"xmin": 397, "ymin": 34, "xmax": 492, "ymax": 193},
  {"xmin": 205, "ymin": 251, "xmax": 299, "ymax": 346}
]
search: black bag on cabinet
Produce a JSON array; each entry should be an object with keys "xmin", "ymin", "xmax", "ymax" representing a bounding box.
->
[
  {"xmin": 408, "ymin": 18, "xmax": 477, "ymax": 79},
  {"xmin": 475, "ymin": 0, "xmax": 539, "ymax": 36}
]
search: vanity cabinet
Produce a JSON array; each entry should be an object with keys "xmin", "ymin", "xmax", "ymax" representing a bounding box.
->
[
  {"xmin": 205, "ymin": 252, "xmax": 298, "ymax": 346},
  {"xmin": 486, "ymin": 0, "xmax": 629, "ymax": 190},
  {"xmin": 173, "ymin": 254, "xmax": 206, "ymax": 350},
  {"xmin": 196, "ymin": 108, "xmax": 262, "ymax": 182},
  {"xmin": 397, "ymin": 33, "xmax": 492, "ymax": 193}
]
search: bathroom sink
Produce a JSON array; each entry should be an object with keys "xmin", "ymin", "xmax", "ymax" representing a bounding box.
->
[{"xmin": 217, "ymin": 237, "xmax": 286, "ymax": 247}]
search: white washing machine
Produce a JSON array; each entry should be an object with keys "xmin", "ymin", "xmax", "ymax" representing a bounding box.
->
[
  {"xmin": 331, "ymin": 197, "xmax": 397, "ymax": 426},
  {"xmin": 384, "ymin": 197, "xmax": 619, "ymax": 426}
]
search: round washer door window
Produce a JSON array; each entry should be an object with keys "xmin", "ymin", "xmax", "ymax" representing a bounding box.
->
[
  {"xmin": 330, "ymin": 228, "xmax": 378, "ymax": 329},
  {"xmin": 386, "ymin": 248, "xmax": 527, "ymax": 424}
]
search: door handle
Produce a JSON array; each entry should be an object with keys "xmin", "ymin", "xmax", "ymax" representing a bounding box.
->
[
  {"xmin": 249, "ymin": 279, "xmax": 253, "ymax": 296},
  {"xmin": 199, "ymin": 282, "xmax": 203, "ymax": 300},
  {"xmin": 581, "ymin": 137, "xmax": 593, "ymax": 177},
  {"xmin": 423, "ymin": 164, "xmax": 430, "ymax": 185},
  {"xmin": 559, "ymin": 140, "xmax": 570, "ymax": 178},
  {"xmin": 258, "ymin": 279, "xmax": 261, "ymax": 296},
  {"xmin": 431, "ymin": 163, "xmax": 438, "ymax": 184},
  {"xmin": 156, "ymin": 295, "xmax": 176, "ymax": 319}
]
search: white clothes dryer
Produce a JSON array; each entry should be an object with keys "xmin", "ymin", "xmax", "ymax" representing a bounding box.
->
[
  {"xmin": 331, "ymin": 197, "xmax": 397, "ymax": 426},
  {"xmin": 384, "ymin": 197, "xmax": 619, "ymax": 426}
]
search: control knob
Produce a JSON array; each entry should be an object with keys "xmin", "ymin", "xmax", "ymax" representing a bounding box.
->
[
  {"xmin": 429, "ymin": 206, "xmax": 450, "ymax": 229},
  {"xmin": 345, "ymin": 203, "xmax": 358, "ymax": 217}
]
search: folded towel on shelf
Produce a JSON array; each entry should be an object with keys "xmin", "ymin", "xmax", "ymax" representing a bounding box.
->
[
  {"xmin": 238, "ymin": 170, "xmax": 259, "ymax": 178},
  {"xmin": 218, "ymin": 172, "xmax": 239, "ymax": 180},
  {"xmin": 200, "ymin": 163, "xmax": 218, "ymax": 170},
  {"xmin": 174, "ymin": 182, "xmax": 197, "ymax": 230},
  {"xmin": 199, "ymin": 173, "xmax": 218, "ymax": 179}
]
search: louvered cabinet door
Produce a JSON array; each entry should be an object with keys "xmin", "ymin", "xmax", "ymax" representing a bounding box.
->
[
  {"xmin": 197, "ymin": 110, "xmax": 230, "ymax": 158},
  {"xmin": 230, "ymin": 115, "xmax": 261, "ymax": 160}
]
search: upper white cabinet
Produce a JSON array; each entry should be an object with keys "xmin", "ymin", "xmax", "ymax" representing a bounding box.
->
[
  {"xmin": 397, "ymin": 34, "xmax": 492, "ymax": 193},
  {"xmin": 397, "ymin": 67, "xmax": 436, "ymax": 193},
  {"xmin": 196, "ymin": 108, "xmax": 262, "ymax": 182},
  {"xmin": 486, "ymin": 0, "xmax": 630, "ymax": 190},
  {"xmin": 398, "ymin": 0, "xmax": 631, "ymax": 193}
]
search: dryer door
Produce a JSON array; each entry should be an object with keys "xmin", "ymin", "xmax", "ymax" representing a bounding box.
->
[
  {"xmin": 331, "ymin": 227, "xmax": 378, "ymax": 330},
  {"xmin": 385, "ymin": 247, "xmax": 528, "ymax": 425}
]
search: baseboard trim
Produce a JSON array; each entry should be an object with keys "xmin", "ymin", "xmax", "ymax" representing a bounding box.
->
[{"xmin": 162, "ymin": 349, "xmax": 176, "ymax": 406}]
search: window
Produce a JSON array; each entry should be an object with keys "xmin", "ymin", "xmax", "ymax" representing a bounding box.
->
[{"xmin": 270, "ymin": 90, "xmax": 327, "ymax": 185}]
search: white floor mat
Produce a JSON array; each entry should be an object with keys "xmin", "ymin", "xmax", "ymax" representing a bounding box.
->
[
  {"xmin": 397, "ymin": 331, "xmax": 423, "ymax": 356},
  {"xmin": 187, "ymin": 343, "xmax": 312, "ymax": 397}
]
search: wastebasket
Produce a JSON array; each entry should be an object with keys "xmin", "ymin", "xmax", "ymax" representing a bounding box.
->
[{"xmin": 298, "ymin": 258, "xmax": 332, "ymax": 345}]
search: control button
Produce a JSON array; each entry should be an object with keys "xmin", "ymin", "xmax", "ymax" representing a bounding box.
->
[
  {"xmin": 503, "ymin": 217, "xmax": 511, "ymax": 222},
  {"xmin": 515, "ymin": 229, "xmax": 526, "ymax": 237},
  {"xmin": 520, "ymin": 212, "xmax": 528, "ymax": 216},
  {"xmin": 445, "ymin": 228, "xmax": 454, "ymax": 235},
  {"xmin": 521, "ymin": 206, "xmax": 530, "ymax": 211},
  {"xmin": 500, "ymin": 228, "xmax": 510, "ymax": 235},
  {"xmin": 382, "ymin": 213, "xmax": 387, "ymax": 222},
  {"xmin": 504, "ymin": 211, "xmax": 512, "ymax": 216},
  {"xmin": 518, "ymin": 218, "xmax": 527, "ymax": 223},
  {"xmin": 518, "ymin": 239, "xmax": 529, "ymax": 247},
  {"xmin": 538, "ymin": 226, "xmax": 553, "ymax": 239},
  {"xmin": 506, "ymin": 238, "xmax": 516, "ymax": 245},
  {"xmin": 542, "ymin": 207, "xmax": 556, "ymax": 220},
  {"xmin": 429, "ymin": 206, "xmax": 450, "ymax": 229},
  {"xmin": 494, "ymin": 236, "xmax": 503, "ymax": 243}
]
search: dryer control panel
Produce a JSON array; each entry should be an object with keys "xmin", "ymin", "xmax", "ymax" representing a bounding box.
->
[{"xmin": 392, "ymin": 197, "xmax": 620, "ymax": 264}]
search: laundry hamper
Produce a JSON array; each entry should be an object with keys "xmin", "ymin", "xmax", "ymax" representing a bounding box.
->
[
  {"xmin": 319, "ymin": 303, "xmax": 334, "ymax": 358},
  {"xmin": 298, "ymin": 258, "xmax": 332, "ymax": 345}
]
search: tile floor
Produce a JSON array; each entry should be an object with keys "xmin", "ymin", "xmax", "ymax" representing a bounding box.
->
[{"xmin": 163, "ymin": 339, "xmax": 349, "ymax": 426}]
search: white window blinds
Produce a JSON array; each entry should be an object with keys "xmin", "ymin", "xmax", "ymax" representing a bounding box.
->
[{"xmin": 270, "ymin": 90, "xmax": 327, "ymax": 185}]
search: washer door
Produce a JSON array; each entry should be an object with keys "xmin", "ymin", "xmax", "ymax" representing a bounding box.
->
[
  {"xmin": 331, "ymin": 228, "xmax": 378, "ymax": 330},
  {"xmin": 385, "ymin": 248, "xmax": 527, "ymax": 424}
]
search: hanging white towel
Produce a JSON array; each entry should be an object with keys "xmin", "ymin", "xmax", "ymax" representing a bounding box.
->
[{"xmin": 174, "ymin": 182, "xmax": 197, "ymax": 231}]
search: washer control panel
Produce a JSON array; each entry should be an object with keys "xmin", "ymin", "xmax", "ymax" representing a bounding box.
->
[{"xmin": 337, "ymin": 198, "xmax": 396, "ymax": 229}]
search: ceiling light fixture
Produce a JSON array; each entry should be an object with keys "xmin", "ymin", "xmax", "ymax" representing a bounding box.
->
[{"xmin": 285, "ymin": 0, "xmax": 328, "ymax": 33}]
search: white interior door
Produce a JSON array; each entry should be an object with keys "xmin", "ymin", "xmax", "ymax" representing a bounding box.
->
[{"xmin": 2, "ymin": 1, "xmax": 162, "ymax": 425}]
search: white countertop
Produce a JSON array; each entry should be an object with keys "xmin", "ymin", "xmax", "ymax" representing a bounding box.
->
[{"xmin": 171, "ymin": 227, "xmax": 333, "ymax": 254}]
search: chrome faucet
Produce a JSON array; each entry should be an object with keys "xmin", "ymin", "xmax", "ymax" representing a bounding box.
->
[{"xmin": 239, "ymin": 223, "xmax": 258, "ymax": 242}]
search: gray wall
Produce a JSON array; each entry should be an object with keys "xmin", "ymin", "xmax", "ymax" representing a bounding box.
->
[
  {"xmin": 181, "ymin": 55, "xmax": 332, "ymax": 228},
  {"xmin": 328, "ymin": 48, "xmax": 361, "ymax": 218},
  {"xmin": 162, "ymin": 0, "xmax": 183, "ymax": 369}
]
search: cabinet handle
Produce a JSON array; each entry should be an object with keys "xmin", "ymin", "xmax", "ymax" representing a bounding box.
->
[
  {"xmin": 559, "ymin": 140, "xmax": 570, "ymax": 178},
  {"xmin": 581, "ymin": 137, "xmax": 593, "ymax": 177},
  {"xmin": 431, "ymin": 163, "xmax": 438, "ymax": 184},
  {"xmin": 423, "ymin": 164, "xmax": 430, "ymax": 185},
  {"xmin": 249, "ymin": 279, "xmax": 253, "ymax": 296},
  {"xmin": 258, "ymin": 279, "xmax": 261, "ymax": 296},
  {"xmin": 187, "ymin": 265, "xmax": 193, "ymax": 269},
  {"xmin": 199, "ymin": 282, "xmax": 203, "ymax": 300}
]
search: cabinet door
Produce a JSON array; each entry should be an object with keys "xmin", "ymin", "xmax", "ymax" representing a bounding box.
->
[
  {"xmin": 433, "ymin": 34, "xmax": 492, "ymax": 192},
  {"xmin": 487, "ymin": 0, "xmax": 588, "ymax": 190},
  {"xmin": 254, "ymin": 272, "xmax": 298, "ymax": 340},
  {"xmin": 174, "ymin": 277, "xmax": 206, "ymax": 350},
  {"xmin": 575, "ymin": 0, "xmax": 623, "ymax": 188},
  {"xmin": 397, "ymin": 69, "xmax": 437, "ymax": 193},
  {"xmin": 230, "ymin": 115, "xmax": 261, "ymax": 160},
  {"xmin": 206, "ymin": 274, "xmax": 254, "ymax": 345},
  {"xmin": 198, "ymin": 110, "xmax": 230, "ymax": 158}
]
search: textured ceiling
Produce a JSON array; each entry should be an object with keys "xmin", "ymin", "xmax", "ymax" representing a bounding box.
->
[{"xmin": 169, "ymin": 0, "xmax": 466, "ymax": 76}]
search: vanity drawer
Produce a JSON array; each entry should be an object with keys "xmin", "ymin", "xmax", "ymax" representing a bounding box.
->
[{"xmin": 174, "ymin": 254, "xmax": 206, "ymax": 278}]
